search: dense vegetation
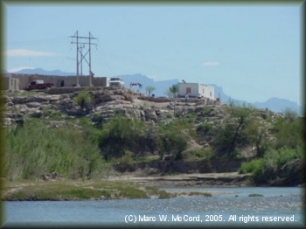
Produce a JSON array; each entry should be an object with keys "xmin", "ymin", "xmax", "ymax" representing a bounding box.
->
[
  {"xmin": 238, "ymin": 108, "xmax": 304, "ymax": 184},
  {"xmin": 4, "ymin": 92, "xmax": 304, "ymax": 185},
  {"xmin": 5, "ymin": 119, "xmax": 104, "ymax": 181}
]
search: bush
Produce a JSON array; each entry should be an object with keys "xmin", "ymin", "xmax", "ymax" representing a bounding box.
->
[
  {"xmin": 213, "ymin": 123, "xmax": 236, "ymax": 152},
  {"xmin": 98, "ymin": 115, "xmax": 146, "ymax": 160},
  {"xmin": 5, "ymin": 119, "xmax": 104, "ymax": 181},
  {"xmin": 73, "ymin": 90, "xmax": 93, "ymax": 111},
  {"xmin": 196, "ymin": 122, "xmax": 212, "ymax": 135},
  {"xmin": 239, "ymin": 158, "xmax": 264, "ymax": 174},
  {"xmin": 273, "ymin": 117, "xmax": 303, "ymax": 149},
  {"xmin": 115, "ymin": 150, "xmax": 136, "ymax": 172},
  {"xmin": 283, "ymin": 108, "xmax": 298, "ymax": 122},
  {"xmin": 238, "ymin": 146, "xmax": 303, "ymax": 184},
  {"xmin": 158, "ymin": 132, "xmax": 187, "ymax": 160}
]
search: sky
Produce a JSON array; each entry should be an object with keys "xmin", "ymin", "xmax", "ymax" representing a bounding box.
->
[{"xmin": 3, "ymin": 3, "xmax": 302, "ymax": 105}]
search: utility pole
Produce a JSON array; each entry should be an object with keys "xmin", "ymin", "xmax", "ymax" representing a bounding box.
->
[
  {"xmin": 70, "ymin": 31, "xmax": 80, "ymax": 86},
  {"xmin": 79, "ymin": 44, "xmax": 85, "ymax": 76},
  {"xmin": 70, "ymin": 31, "xmax": 97, "ymax": 87},
  {"xmin": 89, "ymin": 32, "xmax": 92, "ymax": 86}
]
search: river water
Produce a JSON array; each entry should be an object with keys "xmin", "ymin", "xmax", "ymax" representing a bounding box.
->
[{"xmin": 2, "ymin": 187, "xmax": 305, "ymax": 228}]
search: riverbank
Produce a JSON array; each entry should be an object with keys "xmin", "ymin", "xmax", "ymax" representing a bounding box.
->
[
  {"xmin": 2, "ymin": 172, "xmax": 253, "ymax": 201},
  {"xmin": 107, "ymin": 171, "xmax": 252, "ymax": 188},
  {"xmin": 2, "ymin": 180, "xmax": 173, "ymax": 201}
]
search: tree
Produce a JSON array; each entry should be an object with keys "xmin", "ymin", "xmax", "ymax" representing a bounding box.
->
[
  {"xmin": 168, "ymin": 84, "xmax": 179, "ymax": 98},
  {"xmin": 283, "ymin": 108, "xmax": 298, "ymax": 122},
  {"xmin": 145, "ymin": 86, "xmax": 156, "ymax": 96},
  {"xmin": 213, "ymin": 105, "xmax": 256, "ymax": 156}
]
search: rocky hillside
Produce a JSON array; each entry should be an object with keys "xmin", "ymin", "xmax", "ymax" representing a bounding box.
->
[
  {"xmin": 2, "ymin": 86, "xmax": 218, "ymax": 125},
  {"xmin": 1, "ymin": 86, "xmax": 304, "ymax": 186}
]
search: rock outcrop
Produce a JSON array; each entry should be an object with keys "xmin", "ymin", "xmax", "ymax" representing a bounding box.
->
[{"xmin": 2, "ymin": 86, "xmax": 285, "ymax": 129}]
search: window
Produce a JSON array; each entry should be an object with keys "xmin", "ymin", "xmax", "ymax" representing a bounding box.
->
[
  {"xmin": 186, "ymin": 87, "xmax": 191, "ymax": 94},
  {"xmin": 210, "ymin": 92, "xmax": 212, "ymax": 96}
]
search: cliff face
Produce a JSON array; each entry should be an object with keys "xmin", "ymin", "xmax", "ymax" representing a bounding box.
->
[{"xmin": 2, "ymin": 86, "xmax": 220, "ymax": 127}]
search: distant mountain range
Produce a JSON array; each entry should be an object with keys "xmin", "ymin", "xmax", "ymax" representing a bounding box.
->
[
  {"xmin": 8, "ymin": 68, "xmax": 75, "ymax": 76},
  {"xmin": 7, "ymin": 68, "xmax": 302, "ymax": 115},
  {"xmin": 117, "ymin": 73, "xmax": 178, "ymax": 97}
]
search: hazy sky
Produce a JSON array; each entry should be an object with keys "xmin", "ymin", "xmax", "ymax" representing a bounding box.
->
[{"xmin": 3, "ymin": 3, "xmax": 301, "ymax": 105}]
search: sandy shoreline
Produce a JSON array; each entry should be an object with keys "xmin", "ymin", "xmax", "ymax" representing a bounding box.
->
[{"xmin": 106, "ymin": 172, "xmax": 252, "ymax": 188}]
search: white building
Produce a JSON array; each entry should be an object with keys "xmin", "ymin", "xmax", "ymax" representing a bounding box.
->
[{"xmin": 178, "ymin": 82, "xmax": 215, "ymax": 100}]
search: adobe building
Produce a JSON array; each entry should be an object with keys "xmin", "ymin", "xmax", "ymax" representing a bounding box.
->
[{"xmin": 177, "ymin": 82, "xmax": 215, "ymax": 100}]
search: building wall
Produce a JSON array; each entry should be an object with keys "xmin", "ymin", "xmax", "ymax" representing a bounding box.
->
[
  {"xmin": 178, "ymin": 82, "xmax": 215, "ymax": 100},
  {"xmin": 5, "ymin": 74, "xmax": 109, "ymax": 90},
  {"xmin": 178, "ymin": 83, "xmax": 199, "ymax": 97},
  {"xmin": 93, "ymin": 77, "xmax": 108, "ymax": 87},
  {"xmin": 198, "ymin": 84, "xmax": 215, "ymax": 100},
  {"xmin": 3, "ymin": 74, "xmax": 20, "ymax": 91}
]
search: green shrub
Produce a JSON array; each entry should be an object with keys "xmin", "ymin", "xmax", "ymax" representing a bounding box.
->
[
  {"xmin": 5, "ymin": 119, "xmax": 104, "ymax": 181},
  {"xmin": 115, "ymin": 150, "xmax": 136, "ymax": 172},
  {"xmin": 158, "ymin": 132, "xmax": 187, "ymax": 160},
  {"xmin": 73, "ymin": 90, "xmax": 92, "ymax": 110},
  {"xmin": 197, "ymin": 122, "xmax": 212, "ymax": 135},
  {"xmin": 213, "ymin": 123, "xmax": 236, "ymax": 152},
  {"xmin": 238, "ymin": 146, "xmax": 303, "ymax": 184},
  {"xmin": 239, "ymin": 158, "xmax": 264, "ymax": 174},
  {"xmin": 98, "ymin": 115, "xmax": 146, "ymax": 160},
  {"xmin": 194, "ymin": 148, "xmax": 204, "ymax": 158},
  {"xmin": 273, "ymin": 117, "xmax": 303, "ymax": 149},
  {"xmin": 201, "ymin": 107, "xmax": 213, "ymax": 116}
]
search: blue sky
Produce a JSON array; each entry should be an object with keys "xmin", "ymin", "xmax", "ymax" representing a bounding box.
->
[{"xmin": 3, "ymin": 3, "xmax": 302, "ymax": 105}]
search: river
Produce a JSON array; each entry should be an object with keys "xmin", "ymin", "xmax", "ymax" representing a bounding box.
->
[{"xmin": 2, "ymin": 187, "xmax": 304, "ymax": 228}]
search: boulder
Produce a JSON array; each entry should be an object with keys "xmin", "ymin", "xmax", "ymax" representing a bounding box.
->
[
  {"xmin": 12, "ymin": 96, "xmax": 27, "ymax": 104},
  {"xmin": 67, "ymin": 108, "xmax": 87, "ymax": 117},
  {"xmin": 26, "ymin": 96, "xmax": 49, "ymax": 103},
  {"xmin": 48, "ymin": 95, "xmax": 61, "ymax": 103},
  {"xmin": 26, "ymin": 102, "xmax": 42, "ymax": 108},
  {"xmin": 99, "ymin": 94, "xmax": 113, "ymax": 102},
  {"xmin": 2, "ymin": 118, "xmax": 12, "ymax": 127},
  {"xmin": 187, "ymin": 107, "xmax": 195, "ymax": 113},
  {"xmin": 31, "ymin": 110, "xmax": 43, "ymax": 118},
  {"xmin": 5, "ymin": 113, "xmax": 13, "ymax": 118},
  {"xmin": 15, "ymin": 118, "xmax": 24, "ymax": 126},
  {"xmin": 144, "ymin": 109, "xmax": 157, "ymax": 121},
  {"xmin": 58, "ymin": 99, "xmax": 74, "ymax": 111},
  {"xmin": 167, "ymin": 104, "xmax": 175, "ymax": 110}
]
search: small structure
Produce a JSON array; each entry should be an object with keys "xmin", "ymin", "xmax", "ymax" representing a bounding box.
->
[
  {"xmin": 109, "ymin": 77, "xmax": 124, "ymax": 87},
  {"xmin": 178, "ymin": 82, "xmax": 215, "ymax": 100},
  {"xmin": 4, "ymin": 74, "xmax": 20, "ymax": 91}
]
